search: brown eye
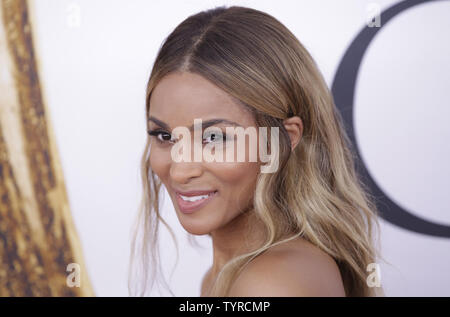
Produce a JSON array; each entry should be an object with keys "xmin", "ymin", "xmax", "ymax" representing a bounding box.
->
[
  {"xmin": 158, "ymin": 132, "xmax": 172, "ymax": 142},
  {"xmin": 147, "ymin": 129, "xmax": 175, "ymax": 144}
]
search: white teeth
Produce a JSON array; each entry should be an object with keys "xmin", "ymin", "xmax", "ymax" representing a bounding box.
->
[{"xmin": 179, "ymin": 193, "xmax": 214, "ymax": 202}]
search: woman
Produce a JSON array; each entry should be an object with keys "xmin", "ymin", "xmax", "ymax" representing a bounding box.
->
[{"xmin": 130, "ymin": 5, "xmax": 384, "ymax": 297}]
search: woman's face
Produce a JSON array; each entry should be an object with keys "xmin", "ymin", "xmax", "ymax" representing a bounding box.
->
[{"xmin": 148, "ymin": 72, "xmax": 261, "ymax": 235}]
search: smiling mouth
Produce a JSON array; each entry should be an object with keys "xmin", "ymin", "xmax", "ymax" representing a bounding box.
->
[{"xmin": 175, "ymin": 190, "xmax": 218, "ymax": 214}]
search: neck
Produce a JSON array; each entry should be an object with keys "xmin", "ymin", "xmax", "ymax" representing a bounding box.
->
[{"xmin": 208, "ymin": 208, "xmax": 265, "ymax": 277}]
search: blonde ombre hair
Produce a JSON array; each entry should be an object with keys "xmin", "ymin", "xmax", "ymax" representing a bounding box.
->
[{"xmin": 129, "ymin": 5, "xmax": 384, "ymax": 297}]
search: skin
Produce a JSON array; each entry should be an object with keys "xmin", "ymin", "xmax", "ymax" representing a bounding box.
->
[{"xmin": 148, "ymin": 71, "xmax": 345, "ymax": 297}]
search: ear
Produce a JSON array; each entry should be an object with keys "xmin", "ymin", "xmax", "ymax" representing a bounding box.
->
[{"xmin": 283, "ymin": 116, "xmax": 303, "ymax": 151}]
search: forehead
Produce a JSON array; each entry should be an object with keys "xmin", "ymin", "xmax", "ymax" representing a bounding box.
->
[{"xmin": 148, "ymin": 72, "xmax": 255, "ymax": 128}]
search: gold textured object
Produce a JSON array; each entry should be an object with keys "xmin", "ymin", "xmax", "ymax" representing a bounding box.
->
[{"xmin": 0, "ymin": 0, "xmax": 94, "ymax": 296}]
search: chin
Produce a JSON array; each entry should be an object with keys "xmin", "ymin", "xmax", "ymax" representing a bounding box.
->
[
  {"xmin": 176, "ymin": 212, "xmax": 220, "ymax": 236},
  {"xmin": 179, "ymin": 222, "xmax": 212, "ymax": 236}
]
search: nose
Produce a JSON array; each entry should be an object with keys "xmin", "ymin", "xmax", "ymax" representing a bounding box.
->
[{"xmin": 169, "ymin": 160, "xmax": 203, "ymax": 184}]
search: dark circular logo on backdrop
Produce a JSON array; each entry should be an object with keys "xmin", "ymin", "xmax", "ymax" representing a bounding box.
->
[{"xmin": 331, "ymin": 0, "xmax": 450, "ymax": 238}]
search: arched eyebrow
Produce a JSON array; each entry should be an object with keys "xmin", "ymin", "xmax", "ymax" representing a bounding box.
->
[{"xmin": 148, "ymin": 116, "xmax": 243, "ymax": 131}]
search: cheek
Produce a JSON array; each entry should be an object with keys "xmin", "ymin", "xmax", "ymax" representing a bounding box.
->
[
  {"xmin": 209, "ymin": 136, "xmax": 263, "ymax": 208},
  {"xmin": 208, "ymin": 161, "xmax": 260, "ymax": 207},
  {"xmin": 149, "ymin": 146, "xmax": 171, "ymax": 179},
  {"xmin": 215, "ymin": 161, "xmax": 259, "ymax": 184}
]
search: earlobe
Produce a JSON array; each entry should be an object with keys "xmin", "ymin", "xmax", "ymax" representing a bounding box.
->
[{"xmin": 283, "ymin": 116, "xmax": 303, "ymax": 151}]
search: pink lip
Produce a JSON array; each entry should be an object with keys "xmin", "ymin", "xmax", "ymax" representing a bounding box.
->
[{"xmin": 174, "ymin": 190, "xmax": 218, "ymax": 214}]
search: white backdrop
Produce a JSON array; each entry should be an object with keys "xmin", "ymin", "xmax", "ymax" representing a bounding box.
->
[{"xmin": 29, "ymin": 0, "xmax": 450, "ymax": 296}]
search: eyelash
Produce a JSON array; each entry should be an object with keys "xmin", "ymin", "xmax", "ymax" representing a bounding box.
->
[
  {"xmin": 147, "ymin": 129, "xmax": 175, "ymax": 144},
  {"xmin": 147, "ymin": 129, "xmax": 228, "ymax": 144}
]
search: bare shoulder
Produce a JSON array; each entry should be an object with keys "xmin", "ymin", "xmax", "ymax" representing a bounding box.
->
[{"xmin": 228, "ymin": 238, "xmax": 346, "ymax": 297}]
